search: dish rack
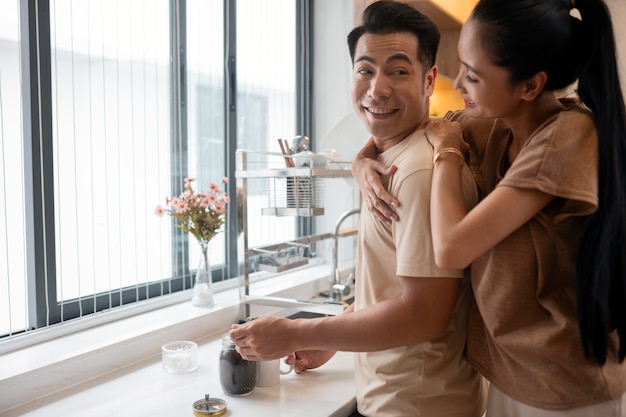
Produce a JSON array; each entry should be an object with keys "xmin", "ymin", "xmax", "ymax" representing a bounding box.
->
[{"xmin": 235, "ymin": 149, "xmax": 355, "ymax": 320}]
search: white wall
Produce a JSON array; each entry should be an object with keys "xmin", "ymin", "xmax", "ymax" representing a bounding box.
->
[
  {"xmin": 312, "ymin": 0, "xmax": 363, "ymax": 268},
  {"xmin": 313, "ymin": 1, "xmax": 355, "ymax": 149}
]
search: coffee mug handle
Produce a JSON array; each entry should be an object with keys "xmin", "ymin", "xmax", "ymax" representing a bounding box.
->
[{"xmin": 281, "ymin": 355, "xmax": 295, "ymax": 375}]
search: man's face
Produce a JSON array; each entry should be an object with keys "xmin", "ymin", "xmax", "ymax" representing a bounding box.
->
[{"xmin": 351, "ymin": 32, "xmax": 435, "ymax": 150}]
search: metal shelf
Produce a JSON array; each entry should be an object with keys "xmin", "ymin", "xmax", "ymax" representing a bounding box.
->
[
  {"xmin": 236, "ymin": 166, "xmax": 352, "ymax": 179},
  {"xmin": 236, "ymin": 149, "xmax": 355, "ymax": 320}
]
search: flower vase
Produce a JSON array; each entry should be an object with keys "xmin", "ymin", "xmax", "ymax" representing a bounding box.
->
[{"xmin": 192, "ymin": 242, "xmax": 214, "ymax": 307}]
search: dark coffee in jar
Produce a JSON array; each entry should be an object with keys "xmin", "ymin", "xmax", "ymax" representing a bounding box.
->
[{"xmin": 219, "ymin": 333, "xmax": 257, "ymax": 396}]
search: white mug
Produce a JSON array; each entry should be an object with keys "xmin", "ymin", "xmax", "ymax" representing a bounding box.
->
[{"xmin": 256, "ymin": 357, "xmax": 294, "ymax": 387}]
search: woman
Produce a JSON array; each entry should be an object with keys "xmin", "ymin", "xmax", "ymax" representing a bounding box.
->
[{"xmin": 352, "ymin": 0, "xmax": 626, "ymax": 415}]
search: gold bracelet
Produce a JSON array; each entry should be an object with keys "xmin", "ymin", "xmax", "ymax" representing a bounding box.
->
[{"xmin": 432, "ymin": 147, "xmax": 464, "ymax": 164}]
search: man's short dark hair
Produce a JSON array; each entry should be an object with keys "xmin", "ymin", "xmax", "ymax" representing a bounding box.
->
[{"xmin": 347, "ymin": 0, "xmax": 440, "ymax": 70}]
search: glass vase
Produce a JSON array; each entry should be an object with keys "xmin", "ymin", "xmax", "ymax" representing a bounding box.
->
[{"xmin": 192, "ymin": 241, "xmax": 214, "ymax": 307}]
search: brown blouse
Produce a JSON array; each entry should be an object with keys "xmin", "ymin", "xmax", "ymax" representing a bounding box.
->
[{"xmin": 447, "ymin": 102, "xmax": 626, "ymax": 410}]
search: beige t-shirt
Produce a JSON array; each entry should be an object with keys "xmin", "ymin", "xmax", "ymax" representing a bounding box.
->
[
  {"xmin": 353, "ymin": 129, "xmax": 486, "ymax": 417},
  {"xmin": 449, "ymin": 103, "xmax": 626, "ymax": 410}
]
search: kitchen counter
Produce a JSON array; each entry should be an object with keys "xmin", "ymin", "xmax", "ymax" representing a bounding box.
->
[{"xmin": 5, "ymin": 329, "xmax": 357, "ymax": 417}]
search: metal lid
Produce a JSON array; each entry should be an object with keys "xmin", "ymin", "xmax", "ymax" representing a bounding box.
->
[
  {"xmin": 192, "ymin": 394, "xmax": 227, "ymax": 417},
  {"xmin": 221, "ymin": 333, "xmax": 236, "ymax": 348}
]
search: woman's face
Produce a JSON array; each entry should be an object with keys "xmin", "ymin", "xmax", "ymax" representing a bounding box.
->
[{"xmin": 453, "ymin": 18, "xmax": 526, "ymax": 119}]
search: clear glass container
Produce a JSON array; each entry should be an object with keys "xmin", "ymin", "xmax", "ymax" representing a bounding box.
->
[
  {"xmin": 161, "ymin": 340, "xmax": 199, "ymax": 374},
  {"xmin": 192, "ymin": 242, "xmax": 214, "ymax": 307},
  {"xmin": 219, "ymin": 333, "xmax": 257, "ymax": 396}
]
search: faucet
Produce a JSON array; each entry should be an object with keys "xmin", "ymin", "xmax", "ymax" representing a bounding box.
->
[{"xmin": 329, "ymin": 208, "xmax": 360, "ymax": 301}]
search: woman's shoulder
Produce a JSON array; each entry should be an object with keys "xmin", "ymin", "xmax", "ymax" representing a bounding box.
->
[
  {"xmin": 555, "ymin": 98, "xmax": 595, "ymax": 126},
  {"xmin": 536, "ymin": 100, "xmax": 596, "ymax": 145}
]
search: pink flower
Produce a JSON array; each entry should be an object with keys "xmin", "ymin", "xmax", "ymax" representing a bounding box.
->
[
  {"xmin": 175, "ymin": 200, "xmax": 188, "ymax": 213},
  {"xmin": 184, "ymin": 177, "xmax": 196, "ymax": 190},
  {"xmin": 156, "ymin": 176, "xmax": 230, "ymax": 244},
  {"xmin": 214, "ymin": 204, "xmax": 225, "ymax": 215},
  {"xmin": 222, "ymin": 177, "xmax": 229, "ymax": 184}
]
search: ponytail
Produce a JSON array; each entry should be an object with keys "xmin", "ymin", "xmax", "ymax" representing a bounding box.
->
[{"xmin": 575, "ymin": 0, "xmax": 626, "ymax": 365}]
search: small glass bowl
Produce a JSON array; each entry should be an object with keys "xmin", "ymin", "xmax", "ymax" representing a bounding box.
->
[{"xmin": 162, "ymin": 340, "xmax": 199, "ymax": 374}]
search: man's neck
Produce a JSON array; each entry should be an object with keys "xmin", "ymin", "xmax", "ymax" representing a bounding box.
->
[{"xmin": 374, "ymin": 118, "xmax": 429, "ymax": 153}]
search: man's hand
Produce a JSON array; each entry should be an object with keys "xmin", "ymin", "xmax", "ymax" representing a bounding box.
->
[
  {"xmin": 229, "ymin": 316, "xmax": 296, "ymax": 361},
  {"xmin": 286, "ymin": 350, "xmax": 336, "ymax": 374}
]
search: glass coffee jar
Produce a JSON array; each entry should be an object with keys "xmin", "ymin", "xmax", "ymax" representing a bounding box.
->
[{"xmin": 219, "ymin": 333, "xmax": 257, "ymax": 396}]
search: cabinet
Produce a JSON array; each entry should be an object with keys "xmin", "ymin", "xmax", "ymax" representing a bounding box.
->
[{"xmin": 235, "ymin": 149, "xmax": 357, "ymax": 321}]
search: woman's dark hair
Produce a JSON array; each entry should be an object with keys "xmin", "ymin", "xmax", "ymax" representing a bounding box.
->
[
  {"xmin": 472, "ymin": 0, "xmax": 626, "ymax": 365},
  {"xmin": 347, "ymin": 0, "xmax": 440, "ymax": 71}
]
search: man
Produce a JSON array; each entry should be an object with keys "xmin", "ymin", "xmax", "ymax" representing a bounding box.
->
[{"xmin": 229, "ymin": 1, "xmax": 486, "ymax": 415}]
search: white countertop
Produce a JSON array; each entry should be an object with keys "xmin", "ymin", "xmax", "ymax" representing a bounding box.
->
[
  {"xmin": 5, "ymin": 330, "xmax": 357, "ymax": 417},
  {"xmin": 0, "ymin": 265, "xmax": 357, "ymax": 417}
]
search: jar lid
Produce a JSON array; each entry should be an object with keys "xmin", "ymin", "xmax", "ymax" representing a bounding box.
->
[
  {"xmin": 192, "ymin": 394, "xmax": 227, "ymax": 417},
  {"xmin": 221, "ymin": 333, "xmax": 235, "ymax": 347}
]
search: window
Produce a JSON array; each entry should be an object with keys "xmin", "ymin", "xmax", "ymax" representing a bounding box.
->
[
  {"xmin": 0, "ymin": 0, "xmax": 310, "ymax": 345},
  {"xmin": 49, "ymin": 0, "xmax": 173, "ymax": 321},
  {"xmin": 0, "ymin": 0, "xmax": 26, "ymax": 339}
]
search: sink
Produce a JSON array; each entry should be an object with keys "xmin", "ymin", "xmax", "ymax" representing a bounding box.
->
[{"xmin": 287, "ymin": 311, "xmax": 329, "ymax": 319}]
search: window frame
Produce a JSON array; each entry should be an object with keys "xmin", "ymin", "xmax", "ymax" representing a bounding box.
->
[{"xmin": 15, "ymin": 0, "xmax": 313, "ymax": 333}]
